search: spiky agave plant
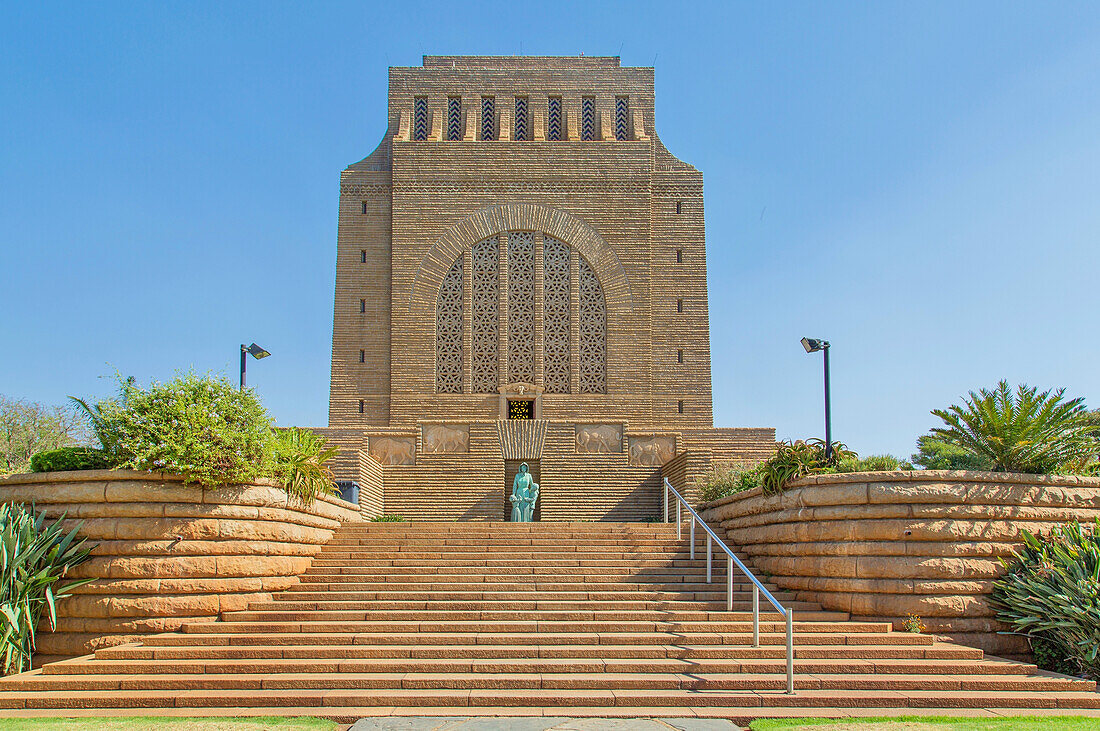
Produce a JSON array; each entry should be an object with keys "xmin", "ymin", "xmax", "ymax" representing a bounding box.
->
[
  {"xmin": 759, "ymin": 439, "xmax": 855, "ymax": 495},
  {"xmin": 270, "ymin": 428, "xmax": 339, "ymax": 506},
  {"xmin": 0, "ymin": 503, "xmax": 93, "ymax": 675},
  {"xmin": 930, "ymin": 381, "xmax": 1097, "ymax": 474},
  {"xmin": 990, "ymin": 520, "xmax": 1100, "ymax": 678}
]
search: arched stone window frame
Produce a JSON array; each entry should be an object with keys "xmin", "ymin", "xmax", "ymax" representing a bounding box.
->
[{"xmin": 420, "ymin": 204, "xmax": 630, "ymax": 397}]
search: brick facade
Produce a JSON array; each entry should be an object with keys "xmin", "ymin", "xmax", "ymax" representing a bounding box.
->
[{"xmin": 322, "ymin": 56, "xmax": 774, "ymax": 519}]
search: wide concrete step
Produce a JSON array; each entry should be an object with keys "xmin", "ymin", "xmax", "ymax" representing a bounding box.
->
[
  {"xmin": 180, "ymin": 618, "xmax": 859, "ymax": 634},
  {"xmin": 275, "ymin": 588, "xmax": 785, "ymax": 601},
  {"xmin": 141, "ymin": 626, "xmax": 906, "ymax": 647},
  {"xmin": 39, "ymin": 648, "xmax": 996, "ymax": 676},
  {"xmin": 240, "ymin": 600, "xmax": 813, "ymax": 614},
  {"xmin": 6, "ymin": 671, "xmax": 1092, "ymax": 694},
  {"xmin": 3, "ymin": 686, "xmax": 1098, "ymax": 710}
]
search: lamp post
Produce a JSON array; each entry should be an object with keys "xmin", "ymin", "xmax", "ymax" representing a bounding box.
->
[
  {"xmin": 800, "ymin": 337, "xmax": 832, "ymax": 459},
  {"xmin": 239, "ymin": 343, "xmax": 271, "ymax": 390}
]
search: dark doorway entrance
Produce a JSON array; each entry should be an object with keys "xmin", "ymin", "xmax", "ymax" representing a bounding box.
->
[
  {"xmin": 503, "ymin": 459, "xmax": 541, "ymax": 521},
  {"xmin": 507, "ymin": 399, "xmax": 534, "ymax": 420}
]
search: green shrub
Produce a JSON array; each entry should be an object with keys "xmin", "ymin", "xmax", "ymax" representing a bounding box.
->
[
  {"xmin": 760, "ymin": 439, "xmax": 855, "ymax": 494},
  {"xmin": 0, "ymin": 503, "xmax": 93, "ymax": 675},
  {"xmin": 29, "ymin": 447, "xmax": 113, "ymax": 473},
  {"xmin": 271, "ymin": 428, "xmax": 338, "ymax": 506},
  {"xmin": 371, "ymin": 514, "xmax": 406, "ymax": 522},
  {"xmin": 74, "ymin": 373, "xmax": 274, "ymax": 488},
  {"xmin": 930, "ymin": 381, "xmax": 1097, "ymax": 474},
  {"xmin": 910, "ymin": 435, "xmax": 994, "ymax": 471},
  {"xmin": 697, "ymin": 461, "xmax": 764, "ymax": 504},
  {"xmin": 990, "ymin": 520, "xmax": 1100, "ymax": 679},
  {"xmin": 835, "ymin": 453, "xmax": 913, "ymax": 473}
]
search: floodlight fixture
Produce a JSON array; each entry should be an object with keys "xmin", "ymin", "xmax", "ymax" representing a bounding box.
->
[
  {"xmin": 801, "ymin": 337, "xmax": 833, "ymax": 458},
  {"xmin": 240, "ymin": 343, "xmax": 272, "ymax": 390}
]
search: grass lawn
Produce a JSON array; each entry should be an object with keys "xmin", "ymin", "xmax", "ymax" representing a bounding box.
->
[
  {"xmin": 0, "ymin": 718, "xmax": 336, "ymax": 731},
  {"xmin": 751, "ymin": 717, "xmax": 1100, "ymax": 731}
]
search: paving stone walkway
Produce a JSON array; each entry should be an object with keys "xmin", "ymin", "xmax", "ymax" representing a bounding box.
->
[{"xmin": 349, "ymin": 718, "xmax": 739, "ymax": 730}]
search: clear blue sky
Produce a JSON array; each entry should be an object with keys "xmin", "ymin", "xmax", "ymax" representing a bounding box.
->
[{"xmin": 2, "ymin": 2, "xmax": 1098, "ymax": 459}]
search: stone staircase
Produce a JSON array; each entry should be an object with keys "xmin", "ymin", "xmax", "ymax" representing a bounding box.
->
[{"xmin": 0, "ymin": 521, "xmax": 1096, "ymax": 721}]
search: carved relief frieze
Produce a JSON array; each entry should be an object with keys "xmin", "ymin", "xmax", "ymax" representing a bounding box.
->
[
  {"xmin": 575, "ymin": 424, "xmax": 623, "ymax": 454},
  {"xmin": 628, "ymin": 435, "xmax": 677, "ymax": 466},
  {"xmin": 369, "ymin": 436, "xmax": 416, "ymax": 466},
  {"xmin": 422, "ymin": 424, "xmax": 470, "ymax": 454}
]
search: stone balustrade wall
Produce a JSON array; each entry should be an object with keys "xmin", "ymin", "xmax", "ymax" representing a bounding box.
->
[
  {"xmin": 700, "ymin": 471, "xmax": 1100, "ymax": 657},
  {"xmin": 0, "ymin": 470, "xmax": 361, "ymax": 664}
]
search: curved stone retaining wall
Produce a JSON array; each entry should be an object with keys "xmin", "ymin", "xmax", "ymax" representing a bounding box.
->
[
  {"xmin": 700, "ymin": 471, "xmax": 1100, "ymax": 657},
  {"xmin": 0, "ymin": 469, "xmax": 361, "ymax": 664}
]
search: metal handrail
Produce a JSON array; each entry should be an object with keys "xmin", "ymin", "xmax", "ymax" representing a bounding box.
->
[{"xmin": 663, "ymin": 478, "xmax": 794, "ymax": 694}]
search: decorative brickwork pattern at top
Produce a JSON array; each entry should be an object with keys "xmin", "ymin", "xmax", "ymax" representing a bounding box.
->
[
  {"xmin": 547, "ymin": 97, "xmax": 562, "ymax": 141},
  {"xmin": 413, "ymin": 97, "xmax": 428, "ymax": 141},
  {"xmin": 542, "ymin": 236, "xmax": 571, "ymax": 394},
  {"xmin": 435, "ymin": 259, "xmax": 463, "ymax": 393},
  {"xmin": 507, "ymin": 232, "xmax": 536, "ymax": 384},
  {"xmin": 481, "ymin": 97, "xmax": 495, "ymax": 141},
  {"xmin": 514, "ymin": 97, "xmax": 529, "ymax": 141},
  {"xmin": 447, "ymin": 97, "xmax": 462, "ymax": 141},
  {"xmin": 579, "ymin": 258, "xmax": 607, "ymax": 393},
  {"xmin": 471, "ymin": 237, "xmax": 500, "ymax": 393},
  {"xmin": 615, "ymin": 96, "xmax": 629, "ymax": 141},
  {"xmin": 581, "ymin": 97, "xmax": 596, "ymax": 141}
]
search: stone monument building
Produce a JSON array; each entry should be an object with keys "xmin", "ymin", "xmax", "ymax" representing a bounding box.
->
[{"xmin": 319, "ymin": 56, "xmax": 774, "ymax": 520}]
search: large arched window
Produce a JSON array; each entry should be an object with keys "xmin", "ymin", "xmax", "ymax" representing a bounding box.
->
[{"xmin": 435, "ymin": 231, "xmax": 607, "ymax": 395}]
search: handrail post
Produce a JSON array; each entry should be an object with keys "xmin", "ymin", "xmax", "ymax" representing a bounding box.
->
[
  {"xmin": 663, "ymin": 483, "xmax": 669, "ymax": 523},
  {"xmin": 786, "ymin": 609, "xmax": 794, "ymax": 694},
  {"xmin": 689, "ymin": 515, "xmax": 695, "ymax": 561},
  {"xmin": 706, "ymin": 533, "xmax": 712, "ymax": 584},
  {"xmin": 727, "ymin": 555, "xmax": 733, "ymax": 611},
  {"xmin": 676, "ymin": 500, "xmax": 681, "ymax": 540},
  {"xmin": 752, "ymin": 585, "xmax": 759, "ymax": 647}
]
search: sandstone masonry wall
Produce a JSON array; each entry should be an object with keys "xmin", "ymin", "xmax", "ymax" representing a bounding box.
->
[
  {"xmin": 700, "ymin": 471, "xmax": 1100, "ymax": 657},
  {"xmin": 0, "ymin": 470, "xmax": 360, "ymax": 664}
]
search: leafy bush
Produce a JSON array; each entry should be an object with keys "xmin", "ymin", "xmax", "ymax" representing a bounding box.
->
[
  {"xmin": 990, "ymin": 520, "xmax": 1100, "ymax": 679},
  {"xmin": 760, "ymin": 439, "xmax": 855, "ymax": 494},
  {"xmin": 697, "ymin": 461, "xmax": 764, "ymax": 504},
  {"xmin": 271, "ymin": 428, "xmax": 338, "ymax": 506},
  {"xmin": 29, "ymin": 447, "xmax": 112, "ymax": 473},
  {"xmin": 0, "ymin": 503, "xmax": 93, "ymax": 675},
  {"xmin": 835, "ymin": 453, "xmax": 913, "ymax": 473},
  {"xmin": 74, "ymin": 373, "xmax": 274, "ymax": 488},
  {"xmin": 910, "ymin": 434, "xmax": 994, "ymax": 471},
  {"xmin": 371, "ymin": 514, "xmax": 406, "ymax": 522},
  {"xmin": 0, "ymin": 396, "xmax": 89, "ymax": 476},
  {"xmin": 930, "ymin": 381, "xmax": 1097, "ymax": 474}
]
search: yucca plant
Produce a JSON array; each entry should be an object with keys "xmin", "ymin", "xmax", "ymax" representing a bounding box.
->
[
  {"xmin": 270, "ymin": 428, "xmax": 339, "ymax": 506},
  {"xmin": 930, "ymin": 381, "xmax": 1097, "ymax": 474},
  {"xmin": 759, "ymin": 439, "xmax": 855, "ymax": 494},
  {"xmin": 990, "ymin": 520, "xmax": 1100, "ymax": 678},
  {"xmin": 0, "ymin": 503, "xmax": 93, "ymax": 675}
]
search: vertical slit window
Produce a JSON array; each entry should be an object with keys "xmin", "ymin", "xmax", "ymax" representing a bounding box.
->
[
  {"xmin": 676, "ymin": 201, "xmax": 682, "ymax": 214},
  {"xmin": 358, "ymin": 399, "xmax": 365, "ymax": 414},
  {"xmin": 514, "ymin": 96, "xmax": 529, "ymax": 140},
  {"xmin": 360, "ymin": 250, "xmax": 367, "ymax": 263},
  {"xmin": 580, "ymin": 96, "xmax": 595, "ymax": 140},
  {"xmin": 547, "ymin": 97, "xmax": 562, "ymax": 140},
  {"xmin": 447, "ymin": 96, "xmax": 462, "ymax": 141},
  {"xmin": 359, "ymin": 349, "xmax": 365, "ymax": 363},
  {"xmin": 480, "ymin": 96, "xmax": 495, "ymax": 140},
  {"xmin": 413, "ymin": 96, "xmax": 428, "ymax": 141},
  {"xmin": 677, "ymin": 299, "xmax": 683, "ymax": 313},
  {"xmin": 361, "ymin": 201, "xmax": 368, "ymax": 214},
  {"xmin": 678, "ymin": 400, "xmax": 684, "ymax": 414},
  {"xmin": 677, "ymin": 349, "xmax": 684, "ymax": 364},
  {"xmin": 614, "ymin": 96, "xmax": 629, "ymax": 140},
  {"xmin": 360, "ymin": 299, "xmax": 366, "ymax": 313},
  {"xmin": 675, "ymin": 249, "xmax": 683, "ymax": 263}
]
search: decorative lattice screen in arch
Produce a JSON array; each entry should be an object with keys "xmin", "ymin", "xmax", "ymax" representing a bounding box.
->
[{"xmin": 433, "ymin": 231, "xmax": 607, "ymax": 395}]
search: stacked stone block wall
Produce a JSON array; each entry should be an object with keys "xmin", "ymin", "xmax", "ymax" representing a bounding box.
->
[
  {"xmin": 701, "ymin": 471, "xmax": 1100, "ymax": 657},
  {"xmin": 0, "ymin": 470, "xmax": 360, "ymax": 664}
]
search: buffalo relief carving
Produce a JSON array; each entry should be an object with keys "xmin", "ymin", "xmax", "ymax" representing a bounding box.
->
[
  {"xmin": 369, "ymin": 436, "xmax": 416, "ymax": 466},
  {"xmin": 628, "ymin": 436, "xmax": 677, "ymax": 466},
  {"xmin": 575, "ymin": 424, "xmax": 623, "ymax": 454},
  {"xmin": 422, "ymin": 424, "xmax": 470, "ymax": 454}
]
